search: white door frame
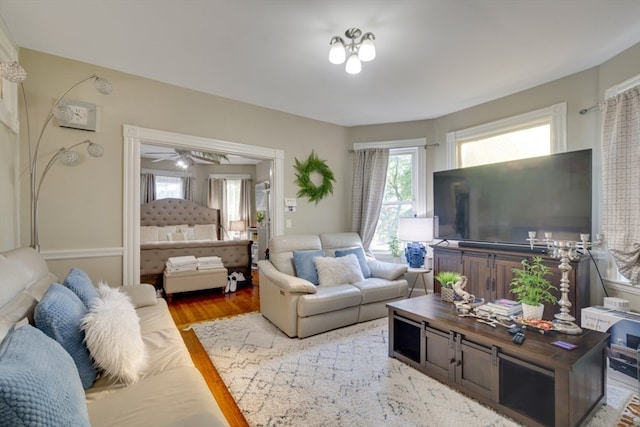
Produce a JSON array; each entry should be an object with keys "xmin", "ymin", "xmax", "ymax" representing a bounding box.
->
[{"xmin": 122, "ymin": 124, "xmax": 284, "ymax": 285}]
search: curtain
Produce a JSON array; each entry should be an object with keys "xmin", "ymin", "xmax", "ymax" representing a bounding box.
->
[
  {"xmin": 601, "ymin": 85, "xmax": 640, "ymax": 284},
  {"xmin": 351, "ymin": 148, "xmax": 389, "ymax": 252},
  {"xmin": 239, "ymin": 178, "xmax": 252, "ymax": 233},
  {"xmin": 140, "ymin": 173, "xmax": 155, "ymax": 204},
  {"xmin": 183, "ymin": 177, "xmax": 196, "ymax": 201},
  {"xmin": 207, "ymin": 178, "xmax": 227, "ymax": 238}
]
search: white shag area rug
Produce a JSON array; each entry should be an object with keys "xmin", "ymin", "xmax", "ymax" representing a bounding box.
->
[{"xmin": 192, "ymin": 313, "xmax": 631, "ymax": 427}]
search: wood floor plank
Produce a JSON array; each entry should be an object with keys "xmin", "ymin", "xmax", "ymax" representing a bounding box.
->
[{"xmin": 167, "ymin": 274, "xmax": 260, "ymax": 426}]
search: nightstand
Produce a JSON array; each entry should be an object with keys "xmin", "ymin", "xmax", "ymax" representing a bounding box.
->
[{"xmin": 407, "ymin": 267, "xmax": 431, "ymax": 298}]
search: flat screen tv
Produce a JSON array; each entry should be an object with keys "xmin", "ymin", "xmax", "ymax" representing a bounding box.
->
[{"xmin": 433, "ymin": 149, "xmax": 592, "ymax": 247}]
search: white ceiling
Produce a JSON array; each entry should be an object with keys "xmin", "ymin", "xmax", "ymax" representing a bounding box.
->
[{"xmin": 0, "ymin": 1, "xmax": 639, "ymax": 127}]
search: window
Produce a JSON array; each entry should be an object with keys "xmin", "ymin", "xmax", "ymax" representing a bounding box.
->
[
  {"xmin": 224, "ymin": 179, "xmax": 242, "ymax": 222},
  {"xmin": 155, "ymin": 175, "xmax": 183, "ymax": 199},
  {"xmin": 370, "ymin": 146, "xmax": 426, "ymax": 253},
  {"xmin": 447, "ymin": 103, "xmax": 567, "ymax": 168}
]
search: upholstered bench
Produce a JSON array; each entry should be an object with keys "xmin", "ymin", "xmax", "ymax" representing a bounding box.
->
[{"xmin": 163, "ymin": 268, "xmax": 228, "ymax": 301}]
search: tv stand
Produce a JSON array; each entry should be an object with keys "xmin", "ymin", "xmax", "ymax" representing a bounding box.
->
[
  {"xmin": 387, "ymin": 295, "xmax": 609, "ymax": 427},
  {"xmin": 432, "ymin": 244, "xmax": 589, "ymax": 323},
  {"xmin": 458, "ymin": 241, "xmax": 547, "ymax": 254}
]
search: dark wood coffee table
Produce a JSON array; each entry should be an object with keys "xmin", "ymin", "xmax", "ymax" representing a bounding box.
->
[{"xmin": 387, "ymin": 294, "xmax": 609, "ymax": 427}]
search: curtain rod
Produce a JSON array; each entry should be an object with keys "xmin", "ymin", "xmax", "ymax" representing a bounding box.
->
[
  {"xmin": 348, "ymin": 143, "xmax": 439, "ymax": 153},
  {"xmin": 579, "ymin": 105, "xmax": 598, "ymax": 115}
]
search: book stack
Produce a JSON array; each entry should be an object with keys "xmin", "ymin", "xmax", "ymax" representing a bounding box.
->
[{"xmin": 477, "ymin": 298, "xmax": 522, "ymax": 317}]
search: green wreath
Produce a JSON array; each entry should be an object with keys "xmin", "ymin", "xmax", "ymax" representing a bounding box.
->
[{"xmin": 294, "ymin": 150, "xmax": 335, "ymax": 204}]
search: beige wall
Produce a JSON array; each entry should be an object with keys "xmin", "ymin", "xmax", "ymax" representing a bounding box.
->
[
  {"xmin": 0, "ymin": 123, "xmax": 19, "ymax": 251},
  {"xmin": 16, "ymin": 49, "xmax": 347, "ymax": 282},
  {"xmin": 5, "ymin": 43, "xmax": 639, "ymax": 289}
]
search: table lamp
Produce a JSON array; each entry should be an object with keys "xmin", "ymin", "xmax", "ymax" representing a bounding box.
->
[
  {"xmin": 229, "ymin": 220, "xmax": 245, "ymax": 240},
  {"xmin": 398, "ymin": 217, "xmax": 434, "ymax": 268}
]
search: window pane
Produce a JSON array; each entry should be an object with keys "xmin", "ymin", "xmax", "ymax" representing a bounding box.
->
[
  {"xmin": 155, "ymin": 176, "xmax": 183, "ymax": 199},
  {"xmin": 225, "ymin": 179, "xmax": 242, "ymax": 221},
  {"xmin": 371, "ymin": 150, "xmax": 416, "ymax": 252},
  {"xmin": 460, "ymin": 124, "xmax": 550, "ymax": 167}
]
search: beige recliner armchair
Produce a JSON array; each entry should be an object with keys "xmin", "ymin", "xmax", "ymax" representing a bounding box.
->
[{"xmin": 258, "ymin": 232, "xmax": 408, "ymax": 338}]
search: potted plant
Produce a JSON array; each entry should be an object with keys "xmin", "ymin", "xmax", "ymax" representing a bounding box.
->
[
  {"xmin": 388, "ymin": 236, "xmax": 403, "ymax": 263},
  {"xmin": 434, "ymin": 271, "xmax": 461, "ymax": 303},
  {"xmin": 256, "ymin": 211, "xmax": 265, "ymax": 227},
  {"xmin": 509, "ymin": 256, "xmax": 557, "ymax": 319}
]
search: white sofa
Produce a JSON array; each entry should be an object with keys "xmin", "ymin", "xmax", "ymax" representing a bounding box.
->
[
  {"xmin": 258, "ymin": 232, "xmax": 408, "ymax": 338},
  {"xmin": 0, "ymin": 247, "xmax": 228, "ymax": 427}
]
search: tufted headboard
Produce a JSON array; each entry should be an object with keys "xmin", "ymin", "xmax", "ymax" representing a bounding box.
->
[{"xmin": 140, "ymin": 198, "xmax": 222, "ymax": 240}]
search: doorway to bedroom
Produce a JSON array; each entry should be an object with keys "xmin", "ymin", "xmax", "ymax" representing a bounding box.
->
[{"xmin": 122, "ymin": 125, "xmax": 284, "ymax": 285}]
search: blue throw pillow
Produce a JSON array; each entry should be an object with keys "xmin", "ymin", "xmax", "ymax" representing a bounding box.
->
[
  {"xmin": 34, "ymin": 284, "xmax": 97, "ymax": 389},
  {"xmin": 335, "ymin": 247, "xmax": 372, "ymax": 278},
  {"xmin": 63, "ymin": 267, "xmax": 99, "ymax": 308},
  {"xmin": 0, "ymin": 324, "xmax": 90, "ymax": 426},
  {"xmin": 292, "ymin": 250, "xmax": 325, "ymax": 285}
]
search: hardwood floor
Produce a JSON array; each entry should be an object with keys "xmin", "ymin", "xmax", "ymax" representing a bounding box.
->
[{"xmin": 167, "ymin": 273, "xmax": 260, "ymax": 427}]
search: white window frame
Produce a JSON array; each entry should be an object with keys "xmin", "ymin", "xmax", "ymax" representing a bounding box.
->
[
  {"xmin": 445, "ymin": 102, "xmax": 567, "ymax": 169},
  {"xmin": 352, "ymin": 138, "xmax": 427, "ymax": 257}
]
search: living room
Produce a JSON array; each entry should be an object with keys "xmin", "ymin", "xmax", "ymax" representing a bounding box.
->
[{"xmin": 0, "ymin": 2, "xmax": 639, "ymax": 425}]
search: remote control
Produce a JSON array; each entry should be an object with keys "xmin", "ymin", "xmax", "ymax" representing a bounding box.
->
[
  {"xmin": 507, "ymin": 326, "xmax": 520, "ymax": 335},
  {"xmin": 512, "ymin": 332, "xmax": 525, "ymax": 345},
  {"xmin": 551, "ymin": 340, "xmax": 577, "ymax": 350}
]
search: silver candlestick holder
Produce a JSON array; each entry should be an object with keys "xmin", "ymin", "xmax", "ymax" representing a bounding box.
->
[{"xmin": 551, "ymin": 239, "xmax": 588, "ymax": 335}]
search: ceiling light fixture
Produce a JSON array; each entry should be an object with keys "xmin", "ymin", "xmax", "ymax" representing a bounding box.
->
[{"xmin": 329, "ymin": 27, "xmax": 376, "ymax": 75}]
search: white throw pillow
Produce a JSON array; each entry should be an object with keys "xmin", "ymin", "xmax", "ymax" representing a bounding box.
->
[
  {"xmin": 314, "ymin": 254, "xmax": 365, "ymax": 286},
  {"xmin": 81, "ymin": 282, "xmax": 147, "ymax": 385},
  {"xmin": 157, "ymin": 226, "xmax": 177, "ymax": 242},
  {"xmin": 194, "ymin": 224, "xmax": 217, "ymax": 241},
  {"xmin": 179, "ymin": 226, "xmax": 196, "ymax": 240},
  {"xmin": 168, "ymin": 232, "xmax": 187, "ymax": 241},
  {"xmin": 140, "ymin": 226, "xmax": 159, "ymax": 243}
]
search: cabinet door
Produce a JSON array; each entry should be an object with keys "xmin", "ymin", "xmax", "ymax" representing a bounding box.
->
[
  {"xmin": 456, "ymin": 336, "xmax": 495, "ymax": 399},
  {"xmin": 461, "ymin": 253, "xmax": 493, "ymax": 300},
  {"xmin": 424, "ymin": 326, "xmax": 452, "ymax": 382},
  {"xmin": 433, "ymin": 249, "xmax": 463, "ymax": 293},
  {"xmin": 493, "ymin": 257, "xmax": 522, "ymax": 301}
]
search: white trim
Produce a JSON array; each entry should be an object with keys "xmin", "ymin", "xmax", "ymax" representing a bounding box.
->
[
  {"xmin": 0, "ymin": 24, "xmax": 19, "ymax": 133},
  {"xmin": 208, "ymin": 173, "xmax": 252, "ymax": 180},
  {"xmin": 40, "ymin": 247, "xmax": 124, "ymax": 260},
  {"xmin": 605, "ymin": 279, "xmax": 640, "ymax": 296},
  {"xmin": 123, "ymin": 124, "xmax": 284, "ymax": 285},
  {"xmin": 141, "ymin": 168, "xmax": 193, "ymax": 178},
  {"xmin": 605, "ymin": 73, "xmax": 640, "ymax": 99},
  {"xmin": 446, "ymin": 102, "xmax": 567, "ymax": 169},
  {"xmin": 352, "ymin": 137, "xmax": 426, "ymax": 151}
]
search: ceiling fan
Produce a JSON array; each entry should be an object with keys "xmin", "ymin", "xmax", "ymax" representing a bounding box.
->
[{"xmin": 148, "ymin": 149, "xmax": 228, "ymax": 168}]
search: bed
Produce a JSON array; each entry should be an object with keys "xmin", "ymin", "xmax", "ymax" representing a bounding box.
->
[{"xmin": 139, "ymin": 198, "xmax": 252, "ymax": 289}]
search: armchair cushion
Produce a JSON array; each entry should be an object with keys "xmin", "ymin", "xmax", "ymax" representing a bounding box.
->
[
  {"xmin": 314, "ymin": 254, "xmax": 364, "ymax": 286},
  {"xmin": 292, "ymin": 250, "xmax": 325, "ymax": 285},
  {"xmin": 368, "ymin": 260, "xmax": 408, "ymax": 281},
  {"xmin": 335, "ymin": 247, "xmax": 371, "ymax": 278}
]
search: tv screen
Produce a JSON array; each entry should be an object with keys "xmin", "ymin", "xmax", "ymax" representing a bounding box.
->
[{"xmin": 433, "ymin": 149, "xmax": 592, "ymax": 245}]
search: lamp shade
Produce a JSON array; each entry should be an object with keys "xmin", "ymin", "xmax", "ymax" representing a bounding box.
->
[
  {"xmin": 229, "ymin": 220, "xmax": 245, "ymax": 232},
  {"xmin": 345, "ymin": 54, "xmax": 361, "ymax": 74},
  {"xmin": 398, "ymin": 217, "xmax": 434, "ymax": 242}
]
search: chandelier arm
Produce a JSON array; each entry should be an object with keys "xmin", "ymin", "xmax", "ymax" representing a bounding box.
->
[
  {"xmin": 32, "ymin": 139, "xmax": 92, "ymax": 249},
  {"xmin": 31, "ymin": 74, "xmax": 97, "ymax": 174}
]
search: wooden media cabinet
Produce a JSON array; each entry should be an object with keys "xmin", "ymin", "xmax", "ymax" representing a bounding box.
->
[{"xmin": 387, "ymin": 295, "xmax": 609, "ymax": 427}]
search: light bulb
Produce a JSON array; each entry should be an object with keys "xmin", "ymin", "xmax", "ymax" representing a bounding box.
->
[
  {"xmin": 345, "ymin": 54, "xmax": 361, "ymax": 74},
  {"xmin": 359, "ymin": 35, "xmax": 376, "ymax": 62},
  {"xmin": 87, "ymin": 143, "xmax": 104, "ymax": 158},
  {"xmin": 94, "ymin": 77, "xmax": 113, "ymax": 95},
  {"xmin": 0, "ymin": 61, "xmax": 27, "ymax": 82},
  {"xmin": 52, "ymin": 104, "xmax": 74, "ymax": 123},
  {"xmin": 329, "ymin": 37, "xmax": 346, "ymax": 65},
  {"xmin": 58, "ymin": 150, "xmax": 80, "ymax": 166}
]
